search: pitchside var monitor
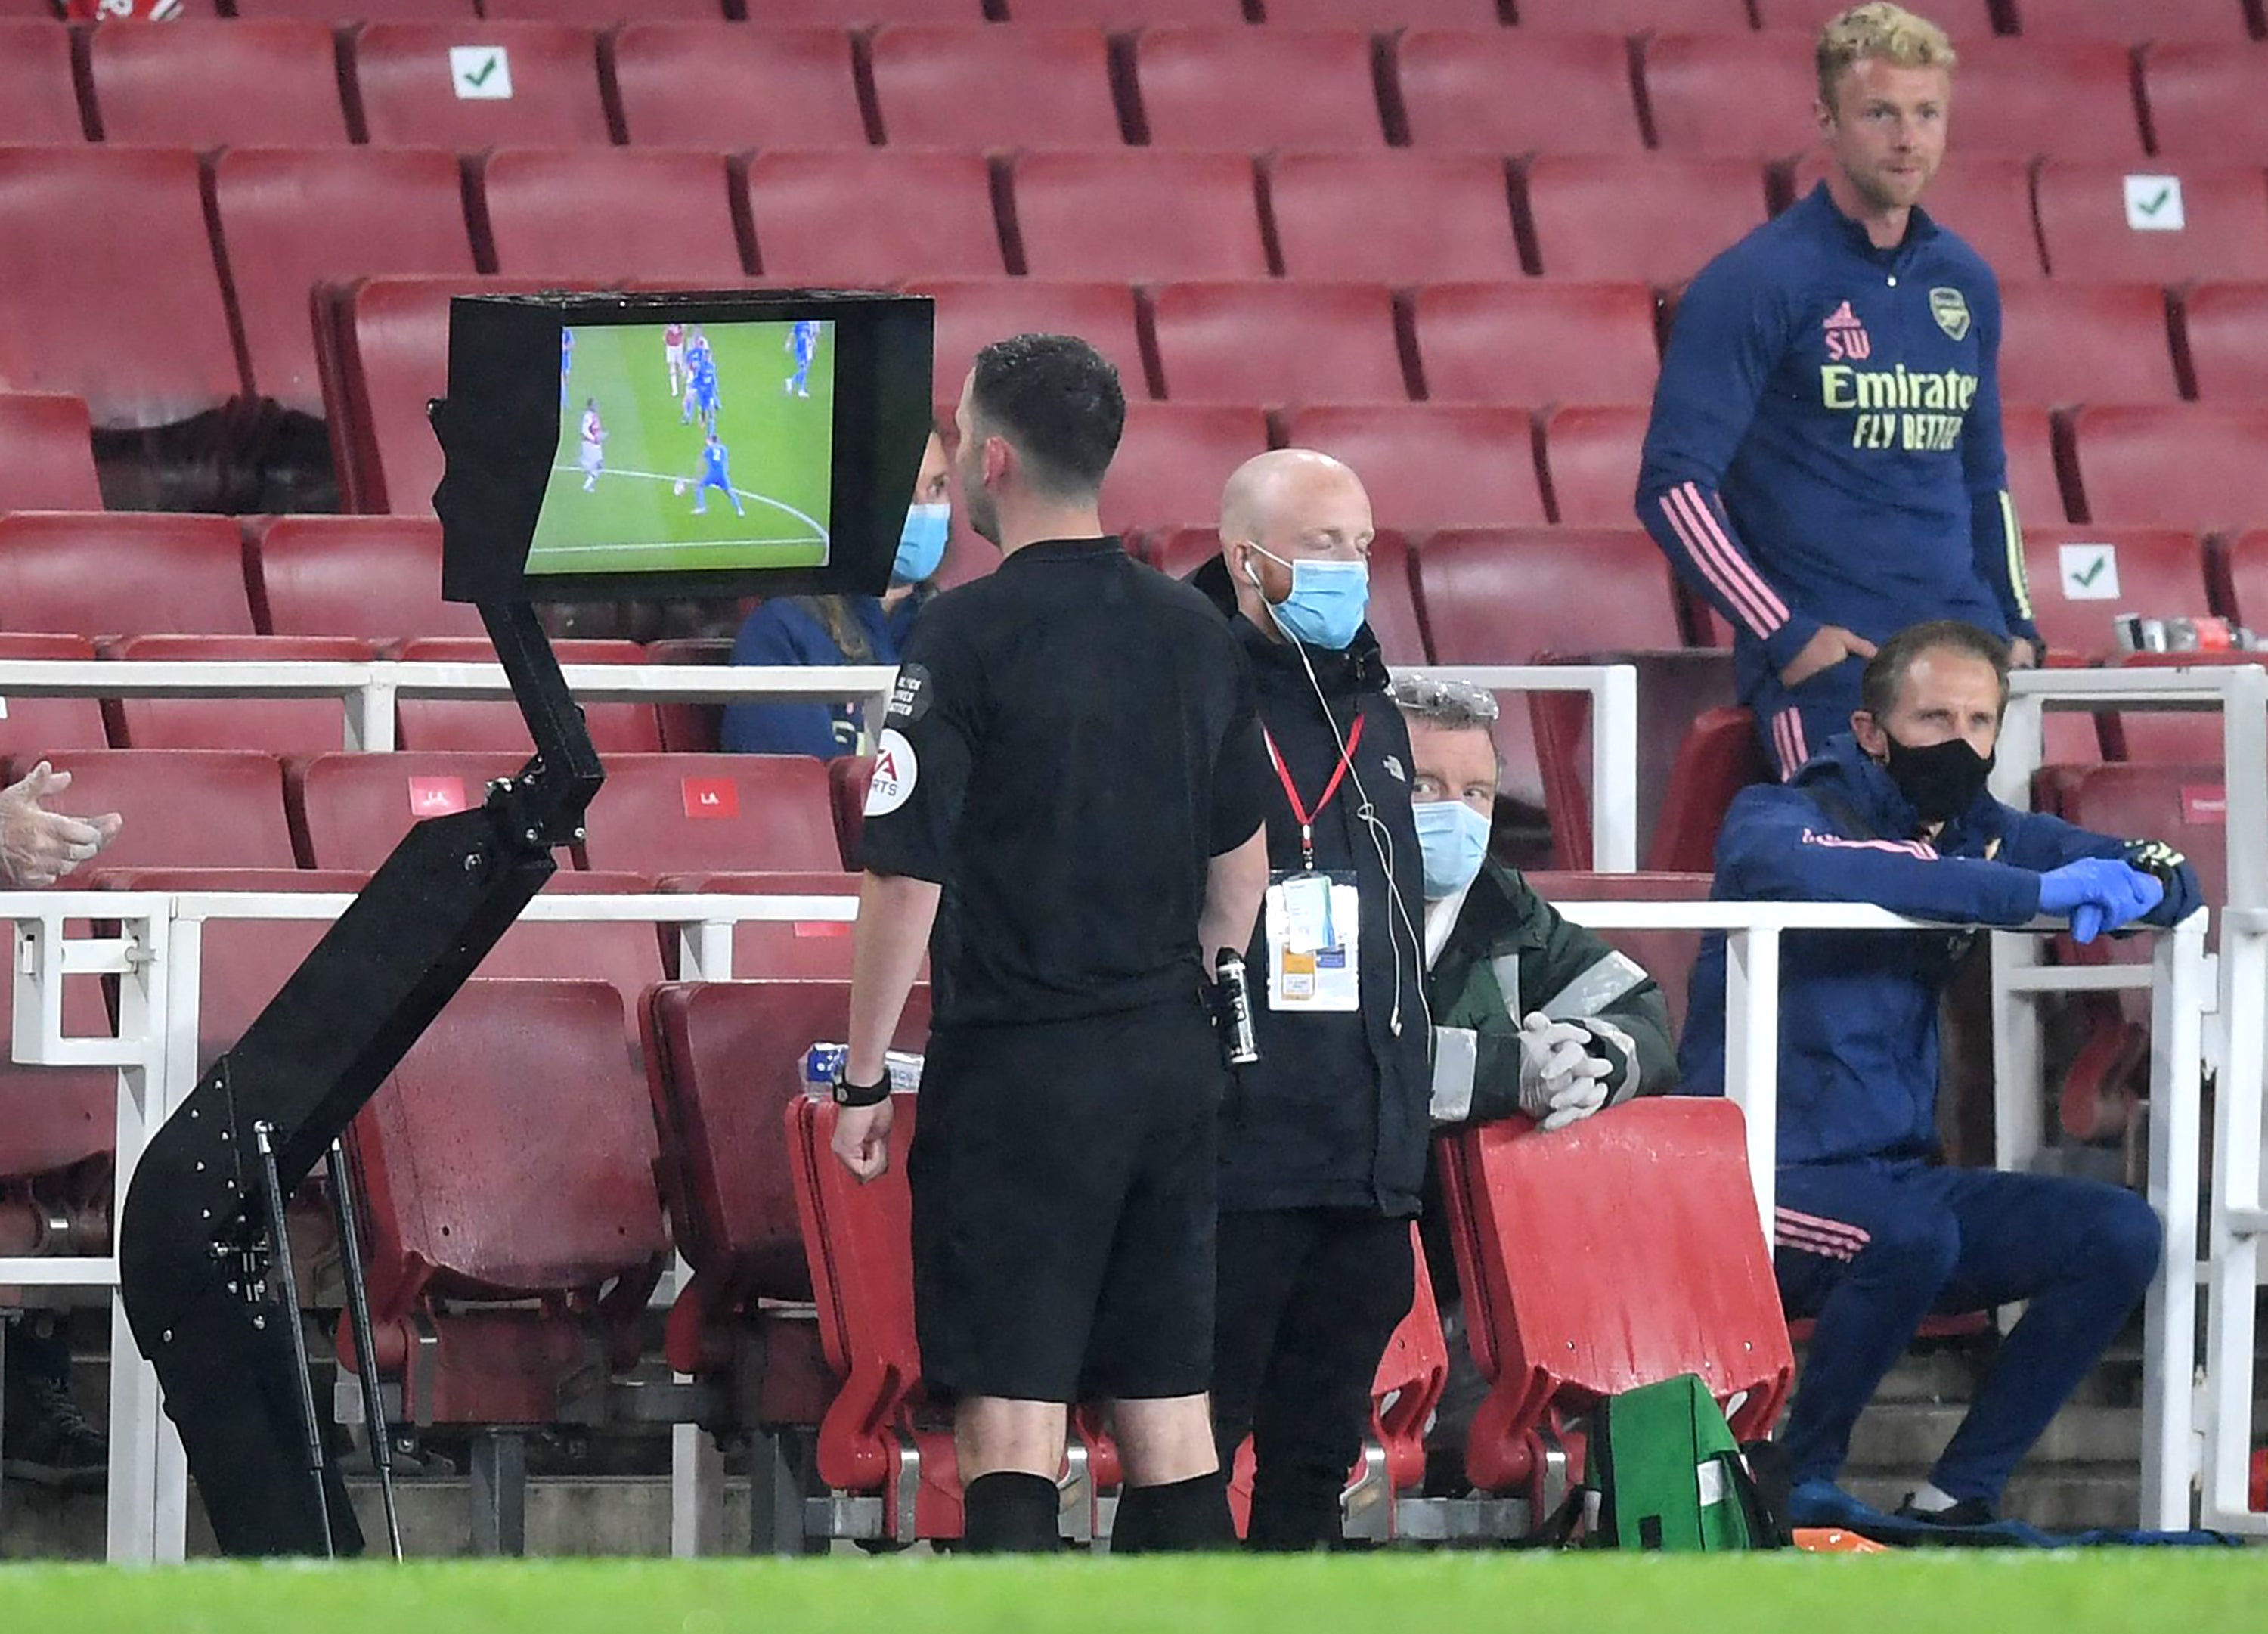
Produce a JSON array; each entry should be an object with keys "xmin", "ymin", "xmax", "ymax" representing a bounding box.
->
[{"xmin": 435, "ymin": 290, "xmax": 933, "ymax": 604}]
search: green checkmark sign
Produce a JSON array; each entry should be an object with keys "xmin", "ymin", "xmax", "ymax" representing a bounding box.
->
[
  {"xmin": 2073, "ymin": 553, "xmax": 2109, "ymax": 587},
  {"xmin": 463, "ymin": 54, "xmax": 500, "ymax": 87},
  {"xmin": 2136, "ymin": 186, "xmax": 2173, "ymax": 217}
]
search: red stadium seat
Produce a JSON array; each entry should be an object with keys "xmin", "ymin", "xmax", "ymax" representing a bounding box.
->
[
  {"xmin": 1132, "ymin": 26, "xmax": 1387, "ymax": 151},
  {"xmin": 1522, "ymin": 870, "xmax": 1716, "ymax": 1034},
  {"xmin": 635, "ymin": 637, "xmax": 729, "ymax": 755},
  {"xmin": 392, "ymin": 636, "xmax": 662, "ymax": 753},
  {"xmin": 0, "ymin": 148, "xmax": 243, "ymax": 433},
  {"xmin": 2002, "ymin": 402, "xmax": 2071, "ymax": 527},
  {"xmin": 787, "ymin": 1090, "xmax": 967, "ymax": 1540},
  {"xmin": 1525, "ymin": 647, "xmax": 1737, "ymax": 873},
  {"xmin": 0, "ymin": 634, "xmax": 107, "ymax": 759},
  {"xmin": 34, "ymin": 749, "xmax": 296, "ymax": 869},
  {"xmin": 2036, "ymin": 160, "xmax": 2268, "ymax": 283},
  {"xmin": 751, "ymin": 0, "xmax": 985, "ymax": 20},
  {"xmin": 826, "ymin": 756, "xmax": 870, "ymax": 870},
  {"xmin": 1522, "ymin": 155, "xmax": 1768, "ymax": 285},
  {"xmin": 655, "ymin": 873, "xmax": 864, "ymax": 979},
  {"xmin": 326, "ymin": 274, "xmax": 573, "ymax": 515},
  {"xmin": 469, "ymin": 870, "xmax": 667, "ymax": 1057},
  {"xmin": 2071, "ymin": 403, "xmax": 2268, "ymax": 532},
  {"xmin": 0, "ymin": 20, "xmax": 88, "ymax": 144},
  {"xmin": 2003, "ymin": 0, "xmax": 2254, "ymax": 43},
  {"xmin": 1641, "ymin": 31, "xmax": 1817, "ymax": 161},
  {"xmin": 1653, "ymin": 708, "xmax": 1769, "ymax": 875},
  {"xmin": 2177, "ymin": 281, "xmax": 2268, "ymax": 401},
  {"xmin": 610, "ymin": 25, "xmax": 866, "ymax": 150},
  {"xmin": 249, "ymin": 515, "xmax": 485, "ymax": 643},
  {"xmin": 1394, "ymin": 29, "xmax": 1646, "ymax": 158},
  {"xmin": 0, "ymin": 394, "xmax": 101, "ymax": 512},
  {"xmin": 1263, "ymin": 0, "xmax": 1497, "ymax": 23},
  {"xmin": 2214, "ymin": 526, "xmax": 2268, "ymax": 625},
  {"xmin": 2105, "ymin": 652, "xmax": 2254, "ymax": 764},
  {"xmin": 485, "ymin": 0, "xmax": 720, "ymax": 19},
  {"xmin": 2019, "ymin": 526, "xmax": 2208, "ymax": 660},
  {"xmin": 1538, "ymin": 402, "xmax": 1649, "ymax": 527},
  {"xmin": 1280, "ymin": 404, "xmax": 1545, "ymax": 532},
  {"xmin": 2142, "ymin": 45, "xmax": 2268, "ymax": 162},
  {"xmin": 1997, "ymin": 281, "xmax": 2179, "ymax": 408},
  {"xmin": 1950, "ymin": 38, "xmax": 2145, "ymax": 163},
  {"xmin": 578, "ymin": 752, "xmax": 841, "ymax": 875},
  {"xmin": 1789, "ymin": 151, "xmax": 2044, "ymax": 278},
  {"xmin": 290, "ymin": 749, "xmax": 530, "ymax": 870},
  {"xmin": 106, "ymin": 634, "xmax": 379, "ymax": 755},
  {"xmin": 1005, "ymin": 0, "xmax": 1239, "ymax": 19},
  {"xmin": 1149, "ymin": 281, "xmax": 1408, "ymax": 405},
  {"xmin": 1439, "ymin": 1098, "xmax": 1793, "ymax": 1500},
  {"xmin": 233, "ymin": 0, "xmax": 475, "ymax": 14},
  {"xmin": 477, "ymin": 148, "xmax": 746, "ymax": 281},
  {"xmin": 0, "ymin": 513, "xmax": 253, "ymax": 638},
  {"xmin": 214, "ymin": 147, "xmax": 476, "ymax": 418},
  {"xmin": 1414, "ymin": 526, "xmax": 1684, "ymax": 802},
  {"xmin": 1266, "ymin": 151, "xmax": 1523, "ymax": 283},
  {"xmin": 645, "ymin": 978, "xmax": 931, "ymax": 1322},
  {"xmin": 1012, "ymin": 150, "xmax": 1268, "ymax": 282},
  {"xmin": 1098, "ymin": 402, "xmax": 1271, "ymax": 534},
  {"xmin": 869, "ymin": 23, "xmax": 1121, "ymax": 150},
  {"xmin": 88, "ymin": 20, "xmax": 349, "ymax": 148},
  {"xmin": 1411, "ymin": 281, "xmax": 1659, "ymax": 406},
  {"xmin": 1510, "ymin": 0, "xmax": 1749, "ymax": 28},
  {"xmin": 350, "ymin": 23, "xmax": 612, "ymax": 149},
  {"xmin": 745, "ymin": 150, "xmax": 1005, "ymax": 283},
  {"xmin": 910, "ymin": 279, "xmax": 1148, "ymax": 402},
  {"xmin": 1752, "ymin": 0, "xmax": 1994, "ymax": 26},
  {"xmin": 340, "ymin": 979, "xmax": 668, "ymax": 1427}
]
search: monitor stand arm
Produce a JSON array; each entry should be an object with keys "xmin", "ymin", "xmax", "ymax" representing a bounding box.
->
[{"xmin": 116, "ymin": 601, "xmax": 603, "ymax": 1557}]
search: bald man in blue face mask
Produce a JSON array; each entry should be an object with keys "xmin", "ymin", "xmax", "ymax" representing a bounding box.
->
[{"xmin": 1185, "ymin": 450, "xmax": 1434, "ymax": 1549}]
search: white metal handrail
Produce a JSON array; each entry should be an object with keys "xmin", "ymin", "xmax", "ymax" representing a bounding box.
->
[{"xmin": 0, "ymin": 657, "xmax": 1641, "ymax": 870}]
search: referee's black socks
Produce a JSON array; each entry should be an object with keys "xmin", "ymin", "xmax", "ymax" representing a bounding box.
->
[
  {"xmin": 961, "ymin": 1471, "xmax": 1061, "ymax": 1553},
  {"xmin": 1111, "ymin": 1471, "xmax": 1235, "ymax": 1554}
]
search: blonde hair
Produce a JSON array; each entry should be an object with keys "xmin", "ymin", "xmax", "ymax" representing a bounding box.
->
[{"xmin": 1817, "ymin": 4, "xmax": 1957, "ymax": 110}]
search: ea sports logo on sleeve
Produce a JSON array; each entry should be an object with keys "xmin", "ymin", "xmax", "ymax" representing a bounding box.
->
[{"xmin": 865, "ymin": 728, "xmax": 919, "ymax": 816}]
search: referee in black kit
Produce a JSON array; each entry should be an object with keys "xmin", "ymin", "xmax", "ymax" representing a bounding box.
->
[{"xmin": 833, "ymin": 334, "xmax": 1274, "ymax": 1555}]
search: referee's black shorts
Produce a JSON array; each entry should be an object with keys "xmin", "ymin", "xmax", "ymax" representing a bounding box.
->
[{"xmin": 906, "ymin": 996, "xmax": 1224, "ymax": 1403}]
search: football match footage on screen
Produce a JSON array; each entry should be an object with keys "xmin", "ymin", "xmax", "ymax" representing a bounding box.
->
[{"xmin": 530, "ymin": 317, "xmax": 837, "ymax": 577}]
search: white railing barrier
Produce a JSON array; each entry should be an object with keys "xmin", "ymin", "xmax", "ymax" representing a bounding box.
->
[{"xmin": 0, "ymin": 658, "xmax": 1642, "ymax": 872}]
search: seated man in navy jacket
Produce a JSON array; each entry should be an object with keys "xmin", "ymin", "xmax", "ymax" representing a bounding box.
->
[{"xmin": 1681, "ymin": 619, "xmax": 2200, "ymax": 1528}]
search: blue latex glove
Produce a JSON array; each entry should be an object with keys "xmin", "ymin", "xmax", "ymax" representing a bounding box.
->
[{"xmin": 2037, "ymin": 858, "xmax": 2164, "ymax": 944}]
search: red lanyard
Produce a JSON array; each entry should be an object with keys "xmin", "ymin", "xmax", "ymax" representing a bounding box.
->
[{"xmin": 1262, "ymin": 715, "xmax": 1365, "ymax": 873}]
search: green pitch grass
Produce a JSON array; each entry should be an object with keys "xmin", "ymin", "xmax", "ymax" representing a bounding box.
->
[
  {"xmin": 531, "ymin": 320, "xmax": 837, "ymax": 577},
  {"xmin": 6, "ymin": 1552, "xmax": 2264, "ymax": 1634}
]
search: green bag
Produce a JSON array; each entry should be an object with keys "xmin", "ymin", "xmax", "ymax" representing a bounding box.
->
[{"xmin": 1583, "ymin": 1374, "xmax": 1783, "ymax": 1551}]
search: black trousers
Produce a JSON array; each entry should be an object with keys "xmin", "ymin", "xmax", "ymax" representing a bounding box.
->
[{"xmin": 1210, "ymin": 1207, "xmax": 1415, "ymax": 1549}]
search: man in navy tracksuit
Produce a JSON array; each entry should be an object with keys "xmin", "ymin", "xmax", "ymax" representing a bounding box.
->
[
  {"xmin": 1682, "ymin": 621, "xmax": 2199, "ymax": 1526},
  {"xmin": 1637, "ymin": 5, "xmax": 2040, "ymax": 780}
]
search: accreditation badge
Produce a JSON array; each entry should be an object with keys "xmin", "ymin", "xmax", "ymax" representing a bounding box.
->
[{"xmin": 1263, "ymin": 870, "xmax": 1360, "ymax": 1012}]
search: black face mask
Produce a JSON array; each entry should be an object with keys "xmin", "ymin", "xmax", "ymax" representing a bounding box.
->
[{"xmin": 1880, "ymin": 733, "xmax": 1994, "ymax": 823}]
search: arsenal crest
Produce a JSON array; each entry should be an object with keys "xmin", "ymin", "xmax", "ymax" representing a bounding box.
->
[{"xmin": 1929, "ymin": 286, "xmax": 1972, "ymax": 341}]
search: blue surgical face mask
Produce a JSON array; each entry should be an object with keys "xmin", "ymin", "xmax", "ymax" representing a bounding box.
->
[
  {"xmin": 893, "ymin": 501, "xmax": 950, "ymax": 584},
  {"xmin": 1413, "ymin": 798, "xmax": 1491, "ymax": 900},
  {"xmin": 1250, "ymin": 544, "xmax": 1369, "ymax": 651}
]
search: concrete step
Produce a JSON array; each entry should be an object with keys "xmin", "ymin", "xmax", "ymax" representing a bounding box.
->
[{"xmin": 1845, "ymin": 1400, "xmax": 2146, "ymax": 1469}]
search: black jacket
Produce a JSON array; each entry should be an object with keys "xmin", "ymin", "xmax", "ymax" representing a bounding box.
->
[{"xmin": 1192, "ymin": 557, "xmax": 1435, "ymax": 1217}]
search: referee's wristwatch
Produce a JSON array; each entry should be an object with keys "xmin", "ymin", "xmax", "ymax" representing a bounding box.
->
[{"xmin": 833, "ymin": 1064, "xmax": 892, "ymax": 1108}]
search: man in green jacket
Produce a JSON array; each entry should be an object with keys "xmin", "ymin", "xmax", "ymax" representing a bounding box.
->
[{"xmin": 1392, "ymin": 674, "xmax": 1678, "ymax": 1128}]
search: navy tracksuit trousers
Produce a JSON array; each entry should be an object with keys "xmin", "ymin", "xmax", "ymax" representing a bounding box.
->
[{"xmin": 1774, "ymin": 1158, "xmax": 2161, "ymax": 1503}]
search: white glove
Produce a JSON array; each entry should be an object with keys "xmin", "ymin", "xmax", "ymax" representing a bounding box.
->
[
  {"xmin": 1539, "ymin": 1068, "xmax": 1610, "ymax": 1132},
  {"xmin": 1516, "ymin": 1012, "xmax": 1597, "ymax": 1109}
]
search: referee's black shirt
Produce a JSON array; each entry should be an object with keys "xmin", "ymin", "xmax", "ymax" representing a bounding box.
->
[{"xmin": 857, "ymin": 537, "xmax": 1272, "ymax": 1029}]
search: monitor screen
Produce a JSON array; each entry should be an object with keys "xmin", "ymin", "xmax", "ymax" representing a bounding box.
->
[
  {"xmin": 534, "ymin": 317, "xmax": 837, "ymax": 578},
  {"xmin": 435, "ymin": 289, "xmax": 933, "ymax": 606}
]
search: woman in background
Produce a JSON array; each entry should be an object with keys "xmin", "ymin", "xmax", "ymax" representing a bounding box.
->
[{"xmin": 720, "ymin": 427, "xmax": 950, "ymax": 758}]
